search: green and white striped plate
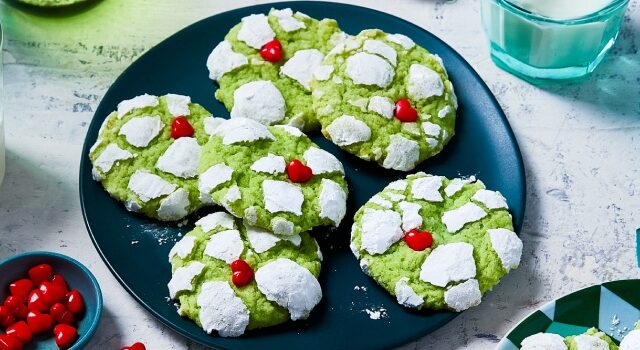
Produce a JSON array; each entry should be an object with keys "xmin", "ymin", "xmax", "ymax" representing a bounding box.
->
[{"xmin": 498, "ymin": 279, "xmax": 640, "ymax": 349}]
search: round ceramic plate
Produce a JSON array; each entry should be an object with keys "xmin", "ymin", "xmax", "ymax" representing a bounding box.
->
[
  {"xmin": 497, "ymin": 279, "xmax": 640, "ymax": 349},
  {"xmin": 79, "ymin": 2, "xmax": 525, "ymax": 349}
]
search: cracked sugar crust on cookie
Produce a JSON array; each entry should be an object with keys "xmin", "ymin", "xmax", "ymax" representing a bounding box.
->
[
  {"xmin": 168, "ymin": 211, "xmax": 323, "ymax": 336},
  {"xmin": 208, "ymin": 8, "xmax": 344, "ymax": 131},
  {"xmin": 89, "ymin": 93, "xmax": 221, "ymax": 221},
  {"xmin": 312, "ymin": 29, "xmax": 457, "ymax": 171},
  {"xmin": 198, "ymin": 118, "xmax": 348, "ymax": 236},
  {"xmin": 350, "ymin": 172, "xmax": 521, "ymax": 311}
]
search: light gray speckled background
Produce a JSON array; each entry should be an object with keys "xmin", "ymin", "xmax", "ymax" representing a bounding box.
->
[{"xmin": 1, "ymin": 0, "xmax": 639, "ymax": 348}]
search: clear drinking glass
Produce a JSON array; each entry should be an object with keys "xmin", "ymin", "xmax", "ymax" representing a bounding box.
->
[{"xmin": 480, "ymin": 0, "xmax": 629, "ymax": 82}]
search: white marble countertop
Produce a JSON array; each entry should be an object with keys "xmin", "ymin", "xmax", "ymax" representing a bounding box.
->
[{"xmin": 1, "ymin": 0, "xmax": 639, "ymax": 348}]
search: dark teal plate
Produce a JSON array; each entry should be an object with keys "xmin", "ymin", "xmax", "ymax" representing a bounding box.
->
[
  {"xmin": 498, "ymin": 280, "xmax": 640, "ymax": 349},
  {"xmin": 79, "ymin": 2, "xmax": 525, "ymax": 349}
]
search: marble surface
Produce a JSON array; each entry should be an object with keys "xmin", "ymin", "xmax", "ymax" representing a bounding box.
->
[{"xmin": 1, "ymin": 0, "xmax": 639, "ymax": 348}]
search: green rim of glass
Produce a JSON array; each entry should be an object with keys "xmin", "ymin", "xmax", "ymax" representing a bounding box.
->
[{"xmin": 497, "ymin": 0, "xmax": 629, "ymax": 25}]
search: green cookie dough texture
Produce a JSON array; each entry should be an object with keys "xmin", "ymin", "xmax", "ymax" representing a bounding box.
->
[
  {"xmin": 207, "ymin": 8, "xmax": 344, "ymax": 131},
  {"xmin": 350, "ymin": 173, "xmax": 522, "ymax": 312},
  {"xmin": 168, "ymin": 211, "xmax": 323, "ymax": 337},
  {"xmin": 311, "ymin": 29, "xmax": 457, "ymax": 171},
  {"xmin": 89, "ymin": 94, "xmax": 222, "ymax": 221},
  {"xmin": 198, "ymin": 117, "xmax": 348, "ymax": 236},
  {"xmin": 520, "ymin": 328, "xmax": 618, "ymax": 350}
]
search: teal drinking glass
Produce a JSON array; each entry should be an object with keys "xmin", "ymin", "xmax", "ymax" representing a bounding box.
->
[{"xmin": 481, "ymin": 0, "xmax": 629, "ymax": 82}]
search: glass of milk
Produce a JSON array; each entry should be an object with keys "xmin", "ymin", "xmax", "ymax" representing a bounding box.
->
[{"xmin": 481, "ymin": 0, "xmax": 629, "ymax": 81}]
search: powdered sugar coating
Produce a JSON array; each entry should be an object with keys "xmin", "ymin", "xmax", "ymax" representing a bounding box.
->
[
  {"xmin": 168, "ymin": 262, "xmax": 205, "ymax": 298},
  {"xmin": 213, "ymin": 118, "xmax": 275, "ymax": 145},
  {"xmin": 237, "ymin": 13, "xmax": 275, "ymax": 49},
  {"xmin": 204, "ymin": 230, "xmax": 244, "ymax": 264},
  {"xmin": 263, "ymin": 180, "xmax": 303, "ymax": 215},
  {"xmin": 395, "ymin": 277, "xmax": 423, "ymax": 308},
  {"xmin": 386, "ymin": 33, "xmax": 415, "ymax": 49},
  {"xmin": 488, "ymin": 228, "xmax": 523, "ymax": 272},
  {"xmin": 271, "ymin": 8, "xmax": 305, "ymax": 32},
  {"xmin": 128, "ymin": 170, "xmax": 176, "ymax": 203},
  {"xmin": 157, "ymin": 189, "xmax": 190, "ymax": 221},
  {"xmin": 345, "ymin": 52, "xmax": 395, "ymax": 88},
  {"xmin": 94, "ymin": 143, "xmax": 135, "ymax": 173},
  {"xmin": 118, "ymin": 116, "xmax": 163, "ymax": 148},
  {"xmin": 326, "ymin": 115, "xmax": 372, "ymax": 146},
  {"xmin": 207, "ymin": 40, "xmax": 249, "ymax": 81},
  {"xmin": 165, "ymin": 94, "xmax": 191, "ymax": 117},
  {"xmin": 444, "ymin": 279, "xmax": 482, "ymax": 312},
  {"xmin": 368, "ymin": 96, "xmax": 394, "ymax": 119},
  {"xmin": 199, "ymin": 164, "xmax": 233, "ymax": 195},
  {"xmin": 303, "ymin": 147, "xmax": 344, "ymax": 175},
  {"xmin": 255, "ymin": 258, "xmax": 322, "ymax": 321},
  {"xmin": 363, "ymin": 39, "xmax": 397, "ymax": 66},
  {"xmin": 197, "ymin": 281, "xmax": 250, "ymax": 337},
  {"xmin": 156, "ymin": 137, "xmax": 201, "ymax": 178},
  {"xmin": 168, "ymin": 235, "xmax": 196, "ymax": 261},
  {"xmin": 521, "ymin": 333, "xmax": 568, "ymax": 350},
  {"xmin": 117, "ymin": 94, "xmax": 158, "ymax": 117},
  {"xmin": 411, "ymin": 176, "xmax": 443, "ymax": 202},
  {"xmin": 383, "ymin": 135, "xmax": 420, "ymax": 171},
  {"xmin": 196, "ymin": 212, "xmax": 236, "ymax": 232},
  {"xmin": 472, "ymin": 189, "xmax": 508, "ymax": 209},
  {"xmin": 281, "ymin": 49, "xmax": 325, "ymax": 90},
  {"xmin": 420, "ymin": 242, "xmax": 476, "ymax": 287},
  {"xmin": 319, "ymin": 179, "xmax": 347, "ymax": 226},
  {"xmin": 360, "ymin": 209, "xmax": 403, "ymax": 255},
  {"xmin": 251, "ymin": 154, "xmax": 286, "ymax": 175},
  {"xmin": 441, "ymin": 203, "xmax": 487, "ymax": 233},
  {"xmin": 230, "ymin": 81, "xmax": 286, "ymax": 125},
  {"xmin": 407, "ymin": 64, "xmax": 444, "ymax": 100}
]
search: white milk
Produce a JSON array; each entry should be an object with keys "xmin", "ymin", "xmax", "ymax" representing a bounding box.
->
[{"xmin": 508, "ymin": 0, "xmax": 613, "ymax": 19}]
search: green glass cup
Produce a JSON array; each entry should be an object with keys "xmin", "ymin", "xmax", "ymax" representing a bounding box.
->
[{"xmin": 480, "ymin": 0, "xmax": 629, "ymax": 82}]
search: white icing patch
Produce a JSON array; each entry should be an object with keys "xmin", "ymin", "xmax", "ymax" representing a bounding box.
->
[
  {"xmin": 237, "ymin": 13, "xmax": 275, "ymax": 49},
  {"xmin": 203, "ymin": 117, "xmax": 225, "ymax": 137},
  {"xmin": 472, "ymin": 189, "xmax": 508, "ymax": 209},
  {"xmin": 230, "ymin": 81, "xmax": 286, "ymax": 125},
  {"xmin": 295, "ymin": 11, "xmax": 310, "ymax": 19},
  {"xmin": 573, "ymin": 334, "xmax": 609, "ymax": 350},
  {"xmin": 124, "ymin": 200, "xmax": 140, "ymax": 212},
  {"xmin": 272, "ymin": 8, "xmax": 306, "ymax": 32},
  {"xmin": 224, "ymin": 185, "xmax": 241, "ymax": 203},
  {"xmin": 363, "ymin": 39, "xmax": 397, "ymax": 66},
  {"xmin": 165, "ymin": 94, "xmax": 191, "ymax": 117},
  {"xmin": 444, "ymin": 279, "xmax": 482, "ymax": 312},
  {"xmin": 387, "ymin": 180, "xmax": 408, "ymax": 191},
  {"xmin": 94, "ymin": 143, "xmax": 135, "ymax": 173},
  {"xmin": 620, "ymin": 330, "xmax": 640, "ymax": 350},
  {"xmin": 368, "ymin": 96, "xmax": 394, "ymax": 119},
  {"xmin": 204, "ymin": 229, "xmax": 244, "ymax": 264},
  {"xmin": 441, "ymin": 203, "xmax": 487, "ymax": 233},
  {"xmin": 421, "ymin": 122, "xmax": 441, "ymax": 137},
  {"xmin": 196, "ymin": 212, "xmax": 236, "ymax": 232},
  {"xmin": 313, "ymin": 65, "xmax": 334, "ymax": 81},
  {"xmin": 197, "ymin": 281, "xmax": 250, "ymax": 337},
  {"xmin": 213, "ymin": 118, "xmax": 275, "ymax": 145},
  {"xmin": 245, "ymin": 224, "xmax": 283, "ymax": 253},
  {"xmin": 274, "ymin": 125, "xmax": 303, "ymax": 137},
  {"xmin": 91, "ymin": 167, "xmax": 101, "ymax": 181},
  {"xmin": 348, "ymin": 98, "xmax": 368, "ymax": 112},
  {"xmin": 128, "ymin": 170, "xmax": 177, "ymax": 203},
  {"xmin": 360, "ymin": 209, "xmax": 403, "ymax": 255},
  {"xmin": 89, "ymin": 139, "xmax": 101, "ymax": 155},
  {"xmin": 370, "ymin": 195, "xmax": 392, "ymax": 209},
  {"xmin": 386, "ymin": 33, "xmax": 415, "ymax": 50},
  {"xmin": 199, "ymin": 164, "xmax": 234, "ymax": 194},
  {"xmin": 384, "ymin": 192, "xmax": 406, "ymax": 202},
  {"xmin": 419, "ymin": 242, "xmax": 476, "ymax": 287},
  {"xmin": 438, "ymin": 105, "xmax": 452, "ymax": 119},
  {"xmin": 426, "ymin": 137, "xmax": 438, "ymax": 148},
  {"xmin": 117, "ymin": 94, "xmax": 159, "ymax": 117},
  {"xmin": 411, "ymin": 176, "xmax": 444, "ymax": 202},
  {"xmin": 263, "ymin": 180, "xmax": 303, "ymax": 215},
  {"xmin": 255, "ymin": 258, "xmax": 322, "ymax": 321},
  {"xmin": 488, "ymin": 228, "xmax": 522, "ymax": 272},
  {"xmin": 325, "ymin": 115, "xmax": 371, "ymax": 146},
  {"xmin": 281, "ymin": 49, "xmax": 324, "ymax": 90},
  {"xmin": 157, "ymin": 189, "xmax": 190, "ymax": 221},
  {"xmin": 319, "ymin": 179, "xmax": 347, "ymax": 226},
  {"xmin": 272, "ymin": 218, "xmax": 295, "ymax": 236},
  {"xmin": 168, "ymin": 262, "xmax": 205, "ymax": 298},
  {"xmin": 250, "ymin": 153, "xmax": 286, "ymax": 174},
  {"xmin": 118, "ymin": 116, "xmax": 163, "ymax": 148},
  {"xmin": 444, "ymin": 178, "xmax": 464, "ymax": 197},
  {"xmin": 303, "ymin": 147, "xmax": 344, "ymax": 174},
  {"xmin": 407, "ymin": 64, "xmax": 444, "ymax": 100},
  {"xmin": 156, "ymin": 137, "xmax": 201, "ymax": 178},
  {"xmin": 521, "ymin": 333, "xmax": 568, "ymax": 350},
  {"xmin": 448, "ymin": 81, "xmax": 458, "ymax": 109},
  {"xmin": 431, "ymin": 54, "xmax": 445, "ymax": 70},
  {"xmin": 168, "ymin": 235, "xmax": 196, "ymax": 261},
  {"xmin": 398, "ymin": 201, "xmax": 422, "ymax": 231},
  {"xmin": 395, "ymin": 277, "xmax": 423, "ymax": 308},
  {"xmin": 345, "ymin": 52, "xmax": 395, "ymax": 88},
  {"xmin": 207, "ymin": 40, "xmax": 249, "ymax": 81},
  {"xmin": 244, "ymin": 206, "xmax": 258, "ymax": 225},
  {"xmin": 383, "ymin": 135, "xmax": 420, "ymax": 171},
  {"xmin": 402, "ymin": 122, "xmax": 421, "ymax": 136}
]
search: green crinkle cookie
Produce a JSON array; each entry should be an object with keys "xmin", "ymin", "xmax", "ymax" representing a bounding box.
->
[
  {"xmin": 311, "ymin": 29, "xmax": 457, "ymax": 171},
  {"xmin": 565, "ymin": 328, "xmax": 618, "ymax": 350},
  {"xmin": 350, "ymin": 173, "xmax": 521, "ymax": 311},
  {"xmin": 168, "ymin": 211, "xmax": 323, "ymax": 337},
  {"xmin": 89, "ymin": 93, "xmax": 219, "ymax": 221},
  {"xmin": 198, "ymin": 117, "xmax": 348, "ymax": 236},
  {"xmin": 207, "ymin": 8, "xmax": 344, "ymax": 131}
]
